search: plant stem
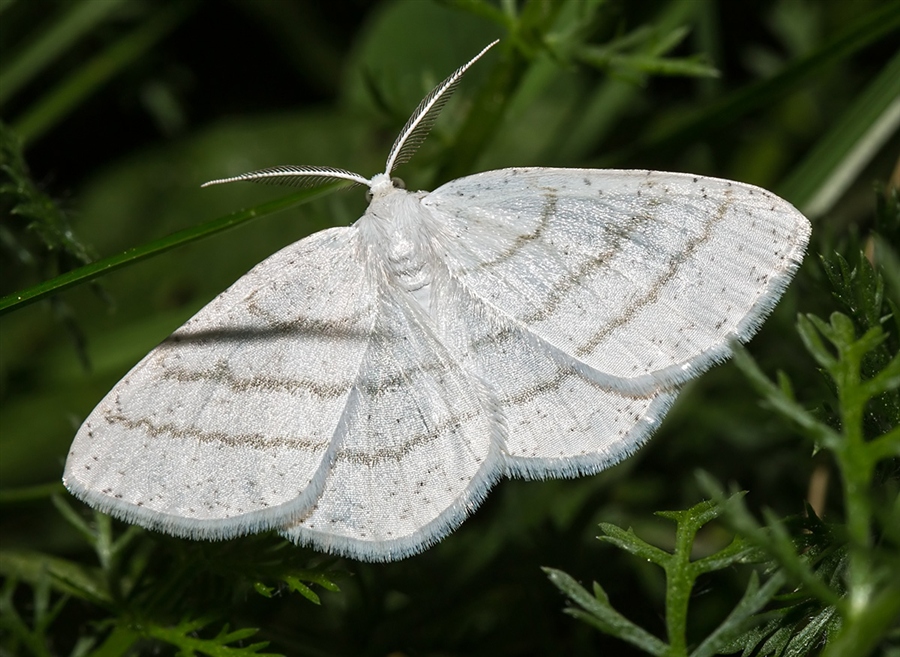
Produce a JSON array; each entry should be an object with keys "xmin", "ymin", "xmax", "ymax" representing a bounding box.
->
[
  {"xmin": 664, "ymin": 514, "xmax": 699, "ymax": 656},
  {"xmin": 835, "ymin": 329, "xmax": 876, "ymax": 614}
]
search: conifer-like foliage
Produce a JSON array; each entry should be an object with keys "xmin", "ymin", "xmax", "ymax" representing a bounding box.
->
[{"xmin": 1, "ymin": 1, "xmax": 897, "ymax": 655}]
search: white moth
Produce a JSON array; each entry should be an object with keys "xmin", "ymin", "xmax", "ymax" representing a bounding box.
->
[{"xmin": 63, "ymin": 41, "xmax": 810, "ymax": 562}]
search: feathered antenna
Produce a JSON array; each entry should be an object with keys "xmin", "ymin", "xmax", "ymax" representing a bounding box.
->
[
  {"xmin": 383, "ymin": 40, "xmax": 499, "ymax": 176},
  {"xmin": 201, "ymin": 40, "xmax": 499, "ymax": 191},
  {"xmin": 202, "ymin": 165, "xmax": 368, "ymax": 189}
]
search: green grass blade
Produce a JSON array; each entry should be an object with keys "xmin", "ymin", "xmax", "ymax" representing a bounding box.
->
[
  {"xmin": 600, "ymin": 1, "xmax": 900, "ymax": 167},
  {"xmin": 0, "ymin": 184, "xmax": 344, "ymax": 316},
  {"xmin": 778, "ymin": 50, "xmax": 900, "ymax": 216}
]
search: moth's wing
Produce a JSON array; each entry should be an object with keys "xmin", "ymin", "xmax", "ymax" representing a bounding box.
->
[
  {"xmin": 424, "ymin": 168, "xmax": 810, "ymax": 391},
  {"xmin": 64, "ymin": 227, "xmax": 376, "ymax": 539},
  {"xmin": 433, "ymin": 275, "xmax": 677, "ymax": 478},
  {"xmin": 280, "ymin": 285, "xmax": 503, "ymax": 562}
]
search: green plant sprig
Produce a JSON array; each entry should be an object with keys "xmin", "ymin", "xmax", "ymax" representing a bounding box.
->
[
  {"xmin": 546, "ymin": 494, "xmax": 784, "ymax": 657},
  {"xmin": 0, "ymin": 495, "xmax": 340, "ymax": 656},
  {"xmin": 727, "ymin": 309, "xmax": 900, "ymax": 654}
]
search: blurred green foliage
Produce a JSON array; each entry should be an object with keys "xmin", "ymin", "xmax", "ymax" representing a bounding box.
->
[{"xmin": 1, "ymin": 0, "xmax": 898, "ymax": 655}]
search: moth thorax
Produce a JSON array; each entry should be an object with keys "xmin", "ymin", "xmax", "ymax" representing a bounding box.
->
[{"xmin": 385, "ymin": 228, "xmax": 436, "ymax": 296}]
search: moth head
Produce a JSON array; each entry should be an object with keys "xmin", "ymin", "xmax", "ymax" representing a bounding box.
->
[{"xmin": 365, "ymin": 175, "xmax": 407, "ymax": 203}]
